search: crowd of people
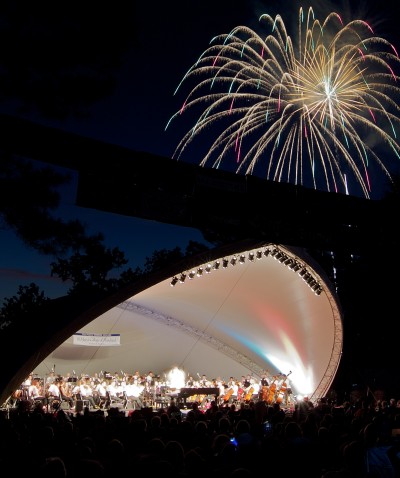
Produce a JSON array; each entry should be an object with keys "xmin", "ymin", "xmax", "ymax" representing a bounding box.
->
[{"xmin": 1, "ymin": 389, "xmax": 400, "ymax": 477}]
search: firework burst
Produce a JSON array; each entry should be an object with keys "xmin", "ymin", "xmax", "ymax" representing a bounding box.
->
[{"xmin": 166, "ymin": 7, "xmax": 400, "ymax": 198}]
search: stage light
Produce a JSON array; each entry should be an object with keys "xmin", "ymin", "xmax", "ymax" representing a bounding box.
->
[
  {"xmin": 222, "ymin": 258, "xmax": 229, "ymax": 268},
  {"xmin": 248, "ymin": 252, "xmax": 255, "ymax": 262},
  {"xmin": 239, "ymin": 254, "xmax": 246, "ymax": 264},
  {"xmin": 275, "ymin": 251, "xmax": 284, "ymax": 261},
  {"xmin": 213, "ymin": 260, "xmax": 220, "ymax": 270},
  {"xmin": 256, "ymin": 250, "xmax": 263, "ymax": 260},
  {"xmin": 308, "ymin": 278, "xmax": 318, "ymax": 288},
  {"xmin": 263, "ymin": 248, "xmax": 270, "ymax": 257},
  {"xmin": 277, "ymin": 253, "xmax": 287, "ymax": 263},
  {"xmin": 311, "ymin": 282, "xmax": 323, "ymax": 295},
  {"xmin": 188, "ymin": 271, "xmax": 195, "ymax": 279},
  {"xmin": 230, "ymin": 256, "xmax": 237, "ymax": 266},
  {"xmin": 271, "ymin": 248, "xmax": 280, "ymax": 257},
  {"xmin": 205, "ymin": 264, "xmax": 212, "ymax": 273},
  {"xmin": 170, "ymin": 277, "xmax": 178, "ymax": 287},
  {"xmin": 303, "ymin": 272, "xmax": 312, "ymax": 282},
  {"xmin": 299, "ymin": 268, "xmax": 307, "ymax": 277},
  {"xmin": 197, "ymin": 267, "xmax": 203, "ymax": 276},
  {"xmin": 291, "ymin": 262, "xmax": 302, "ymax": 272},
  {"xmin": 284, "ymin": 257, "xmax": 293, "ymax": 267},
  {"xmin": 179, "ymin": 273, "xmax": 186, "ymax": 283}
]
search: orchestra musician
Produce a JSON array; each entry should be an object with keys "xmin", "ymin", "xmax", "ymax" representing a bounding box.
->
[
  {"xmin": 58, "ymin": 378, "xmax": 75, "ymax": 409},
  {"xmin": 45, "ymin": 370, "xmax": 56, "ymax": 386},
  {"xmin": 250, "ymin": 378, "xmax": 260, "ymax": 400},
  {"xmin": 93, "ymin": 380, "xmax": 108, "ymax": 408},
  {"xmin": 260, "ymin": 373, "xmax": 269, "ymax": 387},
  {"xmin": 28, "ymin": 378, "xmax": 46, "ymax": 408},
  {"xmin": 259, "ymin": 372, "xmax": 270, "ymax": 402},
  {"xmin": 106, "ymin": 379, "xmax": 124, "ymax": 405},
  {"xmin": 6, "ymin": 368, "xmax": 298, "ymax": 412},
  {"xmin": 216, "ymin": 378, "xmax": 226, "ymax": 404},
  {"xmin": 22, "ymin": 374, "xmax": 32, "ymax": 388},
  {"xmin": 223, "ymin": 377, "xmax": 238, "ymax": 404},
  {"xmin": 47, "ymin": 380, "xmax": 61, "ymax": 399},
  {"xmin": 73, "ymin": 379, "xmax": 98, "ymax": 409},
  {"xmin": 47, "ymin": 378, "xmax": 64, "ymax": 410}
]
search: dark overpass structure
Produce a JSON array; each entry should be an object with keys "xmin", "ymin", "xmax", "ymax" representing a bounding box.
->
[{"xmin": 0, "ymin": 113, "xmax": 394, "ymax": 254}]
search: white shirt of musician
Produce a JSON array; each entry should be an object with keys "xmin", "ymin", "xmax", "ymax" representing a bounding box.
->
[
  {"xmin": 29, "ymin": 384, "xmax": 41, "ymax": 398},
  {"xmin": 22, "ymin": 376, "xmax": 32, "ymax": 387},
  {"xmin": 95, "ymin": 382, "xmax": 107, "ymax": 397},
  {"xmin": 217, "ymin": 381, "xmax": 225, "ymax": 396},
  {"xmin": 48, "ymin": 383, "xmax": 61, "ymax": 398},
  {"xmin": 80, "ymin": 384, "xmax": 93, "ymax": 397},
  {"xmin": 232, "ymin": 383, "xmax": 239, "ymax": 395},
  {"xmin": 115, "ymin": 382, "xmax": 124, "ymax": 396},
  {"xmin": 107, "ymin": 382, "xmax": 119, "ymax": 397},
  {"xmin": 126, "ymin": 382, "xmax": 144, "ymax": 398},
  {"xmin": 250, "ymin": 379, "xmax": 260, "ymax": 394}
]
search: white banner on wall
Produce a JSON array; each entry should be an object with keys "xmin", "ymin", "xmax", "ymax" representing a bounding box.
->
[{"xmin": 73, "ymin": 333, "xmax": 120, "ymax": 346}]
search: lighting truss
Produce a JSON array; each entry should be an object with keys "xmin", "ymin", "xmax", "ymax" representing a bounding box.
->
[{"xmin": 169, "ymin": 244, "xmax": 324, "ymax": 296}]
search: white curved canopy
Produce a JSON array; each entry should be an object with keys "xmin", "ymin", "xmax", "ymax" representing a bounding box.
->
[{"xmin": 37, "ymin": 244, "xmax": 342, "ymax": 402}]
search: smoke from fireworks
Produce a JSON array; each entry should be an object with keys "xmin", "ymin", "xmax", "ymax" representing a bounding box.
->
[{"xmin": 166, "ymin": 7, "xmax": 400, "ymax": 198}]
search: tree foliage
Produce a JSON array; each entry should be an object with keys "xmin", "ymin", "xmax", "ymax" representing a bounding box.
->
[
  {"xmin": 0, "ymin": 283, "xmax": 49, "ymax": 330},
  {"xmin": 0, "ymin": 155, "xmax": 89, "ymax": 255},
  {"xmin": 0, "ymin": 157, "xmax": 210, "ymax": 327}
]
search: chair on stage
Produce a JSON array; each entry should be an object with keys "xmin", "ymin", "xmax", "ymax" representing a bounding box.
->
[
  {"xmin": 104, "ymin": 391, "xmax": 120, "ymax": 410},
  {"xmin": 123, "ymin": 391, "xmax": 143, "ymax": 410},
  {"xmin": 75, "ymin": 393, "xmax": 90, "ymax": 412}
]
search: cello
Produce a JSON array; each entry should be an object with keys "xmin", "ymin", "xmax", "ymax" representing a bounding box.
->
[
  {"xmin": 223, "ymin": 387, "xmax": 234, "ymax": 402},
  {"xmin": 244, "ymin": 386, "xmax": 254, "ymax": 402}
]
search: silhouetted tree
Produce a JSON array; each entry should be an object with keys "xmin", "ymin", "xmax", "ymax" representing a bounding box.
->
[
  {"xmin": 0, "ymin": 283, "xmax": 49, "ymax": 330},
  {"xmin": 1, "ymin": 155, "xmax": 210, "ymax": 329}
]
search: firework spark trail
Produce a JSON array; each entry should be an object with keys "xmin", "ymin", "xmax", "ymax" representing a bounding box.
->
[{"xmin": 166, "ymin": 7, "xmax": 400, "ymax": 198}]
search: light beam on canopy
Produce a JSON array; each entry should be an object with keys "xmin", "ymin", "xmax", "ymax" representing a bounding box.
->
[{"xmin": 36, "ymin": 244, "xmax": 342, "ymax": 403}]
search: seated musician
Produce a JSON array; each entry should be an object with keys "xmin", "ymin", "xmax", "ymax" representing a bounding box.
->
[
  {"xmin": 73, "ymin": 379, "xmax": 98, "ymax": 409},
  {"xmin": 29, "ymin": 378, "xmax": 46, "ymax": 408},
  {"xmin": 46, "ymin": 371, "xmax": 56, "ymax": 386},
  {"xmin": 106, "ymin": 379, "xmax": 124, "ymax": 405},
  {"xmin": 222, "ymin": 377, "xmax": 238, "ymax": 404},
  {"xmin": 125, "ymin": 378, "xmax": 144, "ymax": 399},
  {"xmin": 250, "ymin": 378, "xmax": 260, "ymax": 400},
  {"xmin": 47, "ymin": 380, "xmax": 62, "ymax": 400},
  {"xmin": 58, "ymin": 378, "xmax": 74, "ymax": 409},
  {"xmin": 22, "ymin": 374, "xmax": 32, "ymax": 388},
  {"xmin": 93, "ymin": 380, "xmax": 108, "ymax": 407},
  {"xmin": 47, "ymin": 378, "xmax": 65, "ymax": 409},
  {"xmin": 260, "ymin": 373, "xmax": 269, "ymax": 387}
]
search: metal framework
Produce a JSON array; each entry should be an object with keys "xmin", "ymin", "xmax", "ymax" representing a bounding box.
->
[{"xmin": 117, "ymin": 301, "xmax": 265, "ymax": 377}]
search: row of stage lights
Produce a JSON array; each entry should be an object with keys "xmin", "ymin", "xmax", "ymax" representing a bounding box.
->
[{"xmin": 170, "ymin": 246, "xmax": 323, "ymax": 296}]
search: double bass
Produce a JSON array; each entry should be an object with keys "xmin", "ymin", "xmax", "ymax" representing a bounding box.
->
[
  {"xmin": 276, "ymin": 371, "xmax": 292, "ymax": 405},
  {"xmin": 267, "ymin": 376, "xmax": 278, "ymax": 404}
]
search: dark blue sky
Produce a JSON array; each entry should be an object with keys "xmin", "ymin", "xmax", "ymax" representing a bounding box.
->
[{"xmin": 1, "ymin": 0, "xmax": 399, "ymax": 304}]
